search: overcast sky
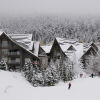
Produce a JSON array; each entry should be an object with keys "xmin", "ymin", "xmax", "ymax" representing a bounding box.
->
[{"xmin": 0, "ymin": 0, "xmax": 100, "ymax": 16}]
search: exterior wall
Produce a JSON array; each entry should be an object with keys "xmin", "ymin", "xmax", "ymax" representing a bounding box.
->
[
  {"xmin": 39, "ymin": 56, "xmax": 48, "ymax": 68},
  {"xmin": 0, "ymin": 35, "xmax": 21, "ymax": 70},
  {"xmin": 38, "ymin": 46, "xmax": 48, "ymax": 67}
]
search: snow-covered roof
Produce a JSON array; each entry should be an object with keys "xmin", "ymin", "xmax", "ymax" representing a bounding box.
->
[
  {"xmin": 56, "ymin": 37, "xmax": 84, "ymax": 60},
  {"xmin": 55, "ymin": 37, "xmax": 84, "ymax": 74},
  {"xmin": 33, "ymin": 41, "xmax": 40, "ymax": 56},
  {"xmin": 0, "ymin": 32, "xmax": 40, "ymax": 59},
  {"xmin": 67, "ymin": 45, "xmax": 76, "ymax": 51},
  {"xmin": 9, "ymin": 34, "xmax": 33, "ymax": 50},
  {"xmin": 56, "ymin": 37, "xmax": 77, "ymax": 52},
  {"xmin": 0, "ymin": 31, "xmax": 3, "ymax": 35},
  {"xmin": 81, "ymin": 42, "xmax": 99, "ymax": 59},
  {"xmin": 96, "ymin": 42, "xmax": 100, "ymax": 51},
  {"xmin": 9, "ymin": 34, "xmax": 32, "ymax": 40},
  {"xmin": 8, "ymin": 33, "xmax": 40, "ymax": 57},
  {"xmin": 83, "ymin": 43, "xmax": 92, "ymax": 53},
  {"xmin": 1, "ymin": 33, "xmax": 39, "ymax": 59},
  {"xmin": 41, "ymin": 45, "xmax": 52, "ymax": 54},
  {"xmin": 56, "ymin": 37, "xmax": 78, "ymax": 44}
]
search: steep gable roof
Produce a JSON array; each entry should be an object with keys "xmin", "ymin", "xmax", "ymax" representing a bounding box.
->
[
  {"xmin": 56, "ymin": 37, "xmax": 78, "ymax": 53},
  {"xmin": 67, "ymin": 45, "xmax": 76, "ymax": 51},
  {"xmin": 81, "ymin": 42, "xmax": 99, "ymax": 59},
  {"xmin": 0, "ymin": 31, "xmax": 3, "ymax": 35},
  {"xmin": 0, "ymin": 32, "xmax": 39, "ymax": 60},
  {"xmin": 55, "ymin": 37, "xmax": 83, "ymax": 60},
  {"xmin": 38, "ymin": 46, "xmax": 47, "ymax": 57},
  {"xmin": 50, "ymin": 38, "xmax": 67, "ymax": 57},
  {"xmin": 9, "ymin": 34, "xmax": 33, "ymax": 50},
  {"xmin": 8, "ymin": 33, "xmax": 40, "ymax": 57},
  {"xmin": 91, "ymin": 43, "xmax": 98, "ymax": 51}
]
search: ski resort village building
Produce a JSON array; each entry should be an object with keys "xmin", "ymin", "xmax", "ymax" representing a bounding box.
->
[
  {"xmin": 0, "ymin": 31, "xmax": 48, "ymax": 70},
  {"xmin": 42, "ymin": 37, "xmax": 100, "ymax": 74},
  {"xmin": 0, "ymin": 31, "xmax": 100, "ymax": 74},
  {"xmin": 41, "ymin": 37, "xmax": 84, "ymax": 73},
  {"xmin": 80, "ymin": 43, "xmax": 99, "ymax": 70},
  {"xmin": 42, "ymin": 38, "xmax": 83, "ymax": 64}
]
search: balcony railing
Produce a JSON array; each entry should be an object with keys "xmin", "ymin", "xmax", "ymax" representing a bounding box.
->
[
  {"xmin": 8, "ymin": 60, "xmax": 20, "ymax": 64},
  {"xmin": 8, "ymin": 51, "xmax": 20, "ymax": 55}
]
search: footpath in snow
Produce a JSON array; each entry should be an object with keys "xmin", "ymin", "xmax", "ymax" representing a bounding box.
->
[{"xmin": 0, "ymin": 70, "xmax": 99, "ymax": 100}]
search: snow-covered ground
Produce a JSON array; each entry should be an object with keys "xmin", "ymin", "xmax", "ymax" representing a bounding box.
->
[{"xmin": 0, "ymin": 70, "xmax": 99, "ymax": 100}]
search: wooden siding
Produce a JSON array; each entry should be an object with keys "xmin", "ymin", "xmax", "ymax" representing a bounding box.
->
[{"xmin": 38, "ymin": 46, "xmax": 48, "ymax": 67}]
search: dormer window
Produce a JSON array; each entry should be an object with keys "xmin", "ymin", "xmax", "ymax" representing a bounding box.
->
[
  {"xmin": 2, "ymin": 40, "xmax": 8, "ymax": 47},
  {"xmin": 56, "ymin": 52, "xmax": 60, "ymax": 59}
]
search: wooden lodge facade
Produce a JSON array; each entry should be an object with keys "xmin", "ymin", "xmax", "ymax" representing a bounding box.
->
[
  {"xmin": 41, "ymin": 37, "xmax": 100, "ymax": 74},
  {"xmin": 0, "ymin": 32, "xmax": 41, "ymax": 70},
  {"xmin": 38, "ymin": 46, "xmax": 48, "ymax": 68},
  {"xmin": 0, "ymin": 31, "xmax": 100, "ymax": 73},
  {"xmin": 80, "ymin": 43, "xmax": 99, "ymax": 69},
  {"xmin": 49, "ymin": 38, "xmax": 67, "ymax": 62},
  {"xmin": 41, "ymin": 38, "xmax": 74, "ymax": 70}
]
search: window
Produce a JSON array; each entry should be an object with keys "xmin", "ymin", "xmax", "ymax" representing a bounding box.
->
[
  {"xmin": 56, "ymin": 52, "xmax": 60, "ymax": 59},
  {"xmin": 8, "ymin": 49, "xmax": 20, "ymax": 55},
  {"xmin": 56, "ymin": 52, "xmax": 60, "ymax": 56},
  {"xmin": 42, "ymin": 59, "xmax": 46, "ymax": 65},
  {"xmin": 8, "ymin": 58, "xmax": 20, "ymax": 64},
  {"xmin": 48, "ymin": 57, "xmax": 50, "ymax": 63},
  {"xmin": 16, "ymin": 58, "xmax": 20, "ymax": 63},
  {"xmin": 2, "ymin": 40, "xmax": 8, "ymax": 47},
  {"xmin": 2, "ymin": 49, "xmax": 8, "ymax": 55}
]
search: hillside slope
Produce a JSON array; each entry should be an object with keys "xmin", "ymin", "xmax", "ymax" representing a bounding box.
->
[{"xmin": 0, "ymin": 70, "xmax": 99, "ymax": 100}]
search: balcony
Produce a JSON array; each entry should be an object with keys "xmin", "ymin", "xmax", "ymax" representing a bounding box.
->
[
  {"xmin": 8, "ymin": 59, "xmax": 20, "ymax": 65},
  {"xmin": 8, "ymin": 51, "xmax": 20, "ymax": 56}
]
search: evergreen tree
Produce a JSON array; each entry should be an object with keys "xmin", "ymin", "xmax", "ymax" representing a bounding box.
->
[
  {"xmin": 23, "ymin": 58, "xmax": 74, "ymax": 87},
  {"xmin": 44, "ymin": 61, "xmax": 60, "ymax": 86},
  {"xmin": 0, "ymin": 59, "xmax": 7, "ymax": 70},
  {"xmin": 23, "ymin": 62, "xmax": 34, "ymax": 82}
]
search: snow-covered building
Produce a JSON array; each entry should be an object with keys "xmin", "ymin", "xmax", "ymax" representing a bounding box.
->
[
  {"xmin": 0, "ymin": 31, "xmax": 48, "ymax": 70},
  {"xmin": 55, "ymin": 37, "xmax": 84, "ymax": 73},
  {"xmin": 38, "ymin": 46, "xmax": 48, "ymax": 68},
  {"xmin": 41, "ymin": 38, "xmax": 83, "ymax": 73},
  {"xmin": 42, "ymin": 37, "xmax": 84, "ymax": 63},
  {"xmin": 41, "ymin": 37, "xmax": 85, "ymax": 74},
  {"xmin": 80, "ymin": 43, "xmax": 99, "ymax": 70}
]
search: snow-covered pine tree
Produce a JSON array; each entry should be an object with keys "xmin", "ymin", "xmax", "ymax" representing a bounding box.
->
[
  {"xmin": 58, "ymin": 59, "xmax": 67, "ymax": 82},
  {"xmin": 49, "ymin": 58, "xmax": 74, "ymax": 82},
  {"xmin": 23, "ymin": 58, "xmax": 74, "ymax": 87},
  {"xmin": 62, "ymin": 58, "xmax": 74, "ymax": 81},
  {"xmin": 32, "ymin": 69, "xmax": 44, "ymax": 87},
  {"xmin": 23, "ymin": 61, "xmax": 45, "ymax": 87},
  {"xmin": 0, "ymin": 59, "xmax": 7, "ymax": 70},
  {"xmin": 23, "ymin": 62, "xmax": 34, "ymax": 82},
  {"xmin": 43, "ymin": 61, "xmax": 60, "ymax": 86},
  {"xmin": 84, "ymin": 54, "xmax": 100, "ymax": 75}
]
